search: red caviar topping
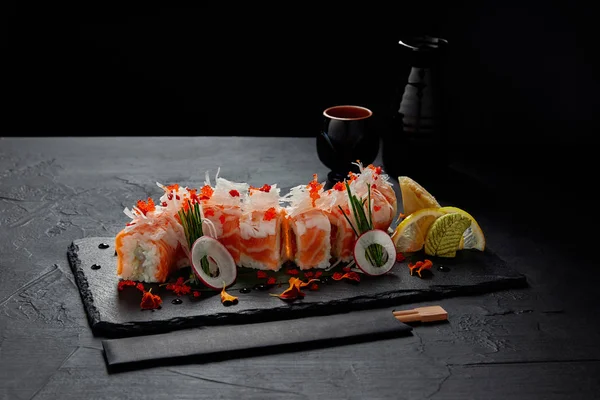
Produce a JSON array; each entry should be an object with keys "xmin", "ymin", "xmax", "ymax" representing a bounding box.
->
[
  {"xmin": 229, "ymin": 189, "xmax": 240, "ymax": 197},
  {"xmin": 219, "ymin": 214, "xmax": 226, "ymax": 225},
  {"xmin": 165, "ymin": 277, "xmax": 191, "ymax": 296},
  {"xmin": 374, "ymin": 205, "xmax": 382, "ymax": 212},
  {"xmin": 333, "ymin": 182, "xmax": 346, "ymax": 191},
  {"xmin": 314, "ymin": 270, "xmax": 323, "ymax": 278},
  {"xmin": 187, "ymin": 188, "xmax": 199, "ymax": 203},
  {"xmin": 396, "ymin": 252, "xmax": 406, "ymax": 262},
  {"xmin": 193, "ymin": 290, "xmax": 201, "ymax": 298},
  {"xmin": 250, "ymin": 184, "xmax": 272, "ymax": 193},
  {"xmin": 266, "ymin": 277, "xmax": 277, "ymax": 285},
  {"xmin": 140, "ymin": 289, "xmax": 162, "ymax": 310},
  {"xmin": 366, "ymin": 165, "xmax": 383, "ymax": 175},
  {"xmin": 257, "ymin": 270, "xmax": 268, "ymax": 279},
  {"xmin": 199, "ymin": 185, "xmax": 214, "ymax": 200},
  {"xmin": 136, "ymin": 198, "xmax": 156, "ymax": 215},
  {"xmin": 304, "ymin": 271, "xmax": 314, "ymax": 278},
  {"xmin": 204, "ymin": 208, "xmax": 215, "ymax": 217},
  {"xmin": 306, "ymin": 174, "xmax": 323, "ymax": 207},
  {"xmin": 136, "ymin": 283, "xmax": 145, "ymax": 292},
  {"xmin": 118, "ymin": 280, "xmax": 136, "ymax": 291},
  {"xmin": 309, "ymin": 283, "xmax": 319, "ymax": 291},
  {"xmin": 161, "ymin": 202, "xmax": 167, "ymax": 207},
  {"xmin": 264, "ymin": 207, "xmax": 277, "ymax": 221},
  {"xmin": 286, "ymin": 268, "xmax": 299, "ymax": 276}
]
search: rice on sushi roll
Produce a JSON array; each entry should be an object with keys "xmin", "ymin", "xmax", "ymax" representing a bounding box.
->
[
  {"xmin": 202, "ymin": 172, "xmax": 249, "ymax": 267},
  {"xmin": 115, "ymin": 189, "xmax": 188, "ymax": 283},
  {"xmin": 282, "ymin": 174, "xmax": 332, "ymax": 270},
  {"xmin": 238, "ymin": 183, "xmax": 285, "ymax": 271}
]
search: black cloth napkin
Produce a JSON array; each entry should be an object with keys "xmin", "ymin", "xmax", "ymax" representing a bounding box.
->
[{"xmin": 102, "ymin": 308, "xmax": 412, "ymax": 372}]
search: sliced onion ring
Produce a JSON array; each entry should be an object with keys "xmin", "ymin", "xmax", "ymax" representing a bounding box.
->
[
  {"xmin": 191, "ymin": 236, "xmax": 237, "ymax": 290},
  {"xmin": 353, "ymin": 229, "xmax": 397, "ymax": 276}
]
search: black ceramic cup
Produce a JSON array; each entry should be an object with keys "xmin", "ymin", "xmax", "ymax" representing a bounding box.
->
[{"xmin": 316, "ymin": 105, "xmax": 379, "ymax": 189}]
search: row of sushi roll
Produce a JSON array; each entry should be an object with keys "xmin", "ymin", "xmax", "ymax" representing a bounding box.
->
[{"xmin": 115, "ymin": 162, "xmax": 397, "ymax": 283}]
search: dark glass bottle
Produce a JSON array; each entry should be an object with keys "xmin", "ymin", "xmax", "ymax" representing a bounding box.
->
[{"xmin": 382, "ymin": 36, "xmax": 449, "ymax": 186}]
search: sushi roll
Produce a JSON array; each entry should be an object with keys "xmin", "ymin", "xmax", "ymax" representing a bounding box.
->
[
  {"xmin": 320, "ymin": 182, "xmax": 356, "ymax": 263},
  {"xmin": 238, "ymin": 183, "xmax": 285, "ymax": 271},
  {"xmin": 115, "ymin": 192, "xmax": 187, "ymax": 283},
  {"xmin": 282, "ymin": 174, "xmax": 332, "ymax": 270},
  {"xmin": 113, "ymin": 164, "xmax": 396, "ymax": 282},
  {"xmin": 202, "ymin": 173, "xmax": 249, "ymax": 267},
  {"xmin": 349, "ymin": 162, "xmax": 397, "ymax": 231}
]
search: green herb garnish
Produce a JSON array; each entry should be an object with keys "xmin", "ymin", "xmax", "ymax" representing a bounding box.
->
[
  {"xmin": 178, "ymin": 199, "xmax": 211, "ymax": 276},
  {"xmin": 338, "ymin": 182, "xmax": 386, "ymax": 268}
]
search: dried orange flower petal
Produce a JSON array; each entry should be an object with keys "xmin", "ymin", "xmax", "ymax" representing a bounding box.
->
[
  {"xmin": 221, "ymin": 284, "xmax": 239, "ymax": 306},
  {"xmin": 140, "ymin": 289, "xmax": 162, "ymax": 310}
]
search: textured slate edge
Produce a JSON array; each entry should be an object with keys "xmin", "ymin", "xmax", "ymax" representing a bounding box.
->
[
  {"xmin": 67, "ymin": 242, "xmax": 103, "ymax": 332},
  {"xmin": 103, "ymin": 328, "xmax": 418, "ymax": 373},
  {"xmin": 68, "ymin": 241, "xmax": 528, "ymax": 338},
  {"xmin": 103, "ymin": 316, "xmax": 414, "ymax": 373}
]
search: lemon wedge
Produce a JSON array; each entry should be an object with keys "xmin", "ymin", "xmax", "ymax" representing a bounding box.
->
[
  {"xmin": 424, "ymin": 213, "xmax": 472, "ymax": 258},
  {"xmin": 391, "ymin": 207, "xmax": 446, "ymax": 253},
  {"xmin": 439, "ymin": 206, "xmax": 486, "ymax": 251},
  {"xmin": 398, "ymin": 176, "xmax": 441, "ymax": 216}
]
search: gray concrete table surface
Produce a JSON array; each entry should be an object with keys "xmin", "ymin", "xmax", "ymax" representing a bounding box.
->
[{"xmin": 0, "ymin": 137, "xmax": 598, "ymax": 400}]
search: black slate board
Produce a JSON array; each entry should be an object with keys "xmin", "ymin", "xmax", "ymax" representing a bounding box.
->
[
  {"xmin": 102, "ymin": 308, "xmax": 413, "ymax": 371},
  {"xmin": 68, "ymin": 237, "xmax": 528, "ymax": 338}
]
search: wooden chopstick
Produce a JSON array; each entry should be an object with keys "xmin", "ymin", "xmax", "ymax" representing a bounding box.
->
[{"xmin": 393, "ymin": 305, "xmax": 448, "ymax": 323}]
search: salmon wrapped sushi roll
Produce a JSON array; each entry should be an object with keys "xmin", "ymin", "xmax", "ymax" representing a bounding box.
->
[
  {"xmin": 363, "ymin": 164, "xmax": 398, "ymax": 217},
  {"xmin": 349, "ymin": 162, "xmax": 398, "ymax": 231},
  {"xmin": 282, "ymin": 174, "xmax": 332, "ymax": 270},
  {"xmin": 115, "ymin": 196, "xmax": 186, "ymax": 283},
  {"xmin": 321, "ymin": 182, "xmax": 356, "ymax": 263},
  {"xmin": 202, "ymin": 175, "xmax": 248, "ymax": 267},
  {"xmin": 239, "ymin": 183, "xmax": 284, "ymax": 271}
]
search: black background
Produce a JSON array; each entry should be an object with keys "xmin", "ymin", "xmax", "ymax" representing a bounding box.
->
[
  {"xmin": 3, "ymin": 2, "xmax": 596, "ymax": 140},
  {"xmin": 2, "ymin": 2, "xmax": 596, "ymax": 197}
]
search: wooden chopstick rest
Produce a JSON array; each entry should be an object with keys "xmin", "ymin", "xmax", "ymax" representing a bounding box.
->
[{"xmin": 393, "ymin": 305, "xmax": 448, "ymax": 323}]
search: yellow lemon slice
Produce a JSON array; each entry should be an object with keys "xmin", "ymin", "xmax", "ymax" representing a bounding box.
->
[
  {"xmin": 398, "ymin": 176, "xmax": 441, "ymax": 217},
  {"xmin": 424, "ymin": 213, "xmax": 472, "ymax": 258},
  {"xmin": 391, "ymin": 207, "xmax": 446, "ymax": 253},
  {"xmin": 439, "ymin": 206, "xmax": 486, "ymax": 251}
]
